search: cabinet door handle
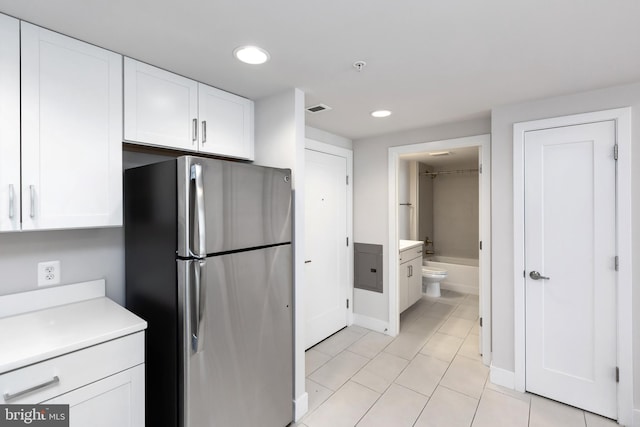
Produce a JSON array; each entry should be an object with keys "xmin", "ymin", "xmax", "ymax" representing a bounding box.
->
[
  {"xmin": 29, "ymin": 185, "xmax": 35, "ymax": 218},
  {"xmin": 408, "ymin": 265, "xmax": 412, "ymax": 277},
  {"xmin": 202, "ymin": 120, "xmax": 207, "ymax": 144},
  {"xmin": 192, "ymin": 118, "xmax": 198, "ymax": 143},
  {"xmin": 8, "ymin": 184, "xmax": 14, "ymax": 219},
  {"xmin": 3, "ymin": 376, "xmax": 60, "ymax": 402}
]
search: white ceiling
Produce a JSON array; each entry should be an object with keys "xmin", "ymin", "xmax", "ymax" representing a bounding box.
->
[{"xmin": 2, "ymin": 1, "xmax": 640, "ymax": 140}]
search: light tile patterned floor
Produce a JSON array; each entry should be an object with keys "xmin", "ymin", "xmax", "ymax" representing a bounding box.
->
[{"xmin": 294, "ymin": 290, "xmax": 618, "ymax": 427}]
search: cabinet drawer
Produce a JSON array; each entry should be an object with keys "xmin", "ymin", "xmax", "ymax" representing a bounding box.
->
[
  {"xmin": 0, "ymin": 332, "xmax": 144, "ymax": 404},
  {"xmin": 400, "ymin": 246, "xmax": 423, "ymax": 263}
]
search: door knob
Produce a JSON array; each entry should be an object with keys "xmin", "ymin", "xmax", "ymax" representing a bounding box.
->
[{"xmin": 529, "ymin": 271, "xmax": 550, "ymax": 280}]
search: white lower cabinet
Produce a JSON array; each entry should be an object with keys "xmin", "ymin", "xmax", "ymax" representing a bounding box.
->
[
  {"xmin": 0, "ymin": 332, "xmax": 145, "ymax": 427},
  {"xmin": 399, "ymin": 262, "xmax": 409, "ymax": 312},
  {"xmin": 399, "ymin": 245, "xmax": 423, "ymax": 313},
  {"xmin": 44, "ymin": 365, "xmax": 144, "ymax": 427}
]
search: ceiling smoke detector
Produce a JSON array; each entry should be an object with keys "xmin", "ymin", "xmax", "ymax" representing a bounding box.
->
[
  {"xmin": 306, "ymin": 104, "xmax": 333, "ymax": 114},
  {"xmin": 353, "ymin": 61, "xmax": 367, "ymax": 72}
]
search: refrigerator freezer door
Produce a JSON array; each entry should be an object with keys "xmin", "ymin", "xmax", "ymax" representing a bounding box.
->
[
  {"xmin": 180, "ymin": 246, "xmax": 293, "ymax": 427},
  {"xmin": 177, "ymin": 156, "xmax": 292, "ymax": 257}
]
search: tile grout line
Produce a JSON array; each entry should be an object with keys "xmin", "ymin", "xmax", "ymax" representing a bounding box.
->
[
  {"xmin": 412, "ymin": 295, "xmax": 481, "ymax": 426},
  {"xmin": 304, "ymin": 292, "xmax": 482, "ymax": 427}
]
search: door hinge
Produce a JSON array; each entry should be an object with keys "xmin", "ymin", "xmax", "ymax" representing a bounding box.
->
[
  {"xmin": 616, "ymin": 366, "xmax": 620, "ymax": 383},
  {"xmin": 523, "ymin": 270, "xmax": 526, "ymax": 278},
  {"xmin": 614, "ymin": 144, "xmax": 618, "ymax": 160},
  {"xmin": 479, "ymin": 241, "xmax": 483, "ymax": 250},
  {"xmin": 346, "ymin": 299, "xmax": 349, "ymax": 309},
  {"xmin": 479, "ymin": 164, "xmax": 483, "ymax": 174},
  {"xmin": 346, "ymin": 175, "xmax": 349, "ymax": 185},
  {"xmin": 346, "ymin": 237, "xmax": 349, "ymax": 247},
  {"xmin": 479, "ymin": 317, "xmax": 483, "ymax": 327},
  {"xmin": 615, "ymin": 256, "xmax": 619, "ymax": 271}
]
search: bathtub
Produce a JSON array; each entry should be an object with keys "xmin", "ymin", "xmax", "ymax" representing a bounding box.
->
[{"xmin": 423, "ymin": 256, "xmax": 479, "ymax": 295}]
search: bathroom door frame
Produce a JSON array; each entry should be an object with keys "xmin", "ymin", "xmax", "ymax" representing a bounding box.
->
[
  {"xmin": 512, "ymin": 109, "xmax": 633, "ymax": 426},
  {"xmin": 388, "ymin": 134, "xmax": 491, "ymax": 366}
]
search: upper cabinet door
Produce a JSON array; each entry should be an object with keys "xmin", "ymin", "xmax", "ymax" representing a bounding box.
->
[
  {"xmin": 0, "ymin": 14, "xmax": 20, "ymax": 232},
  {"xmin": 20, "ymin": 22, "xmax": 123, "ymax": 231},
  {"xmin": 124, "ymin": 58, "xmax": 198, "ymax": 151},
  {"xmin": 198, "ymin": 83, "xmax": 254, "ymax": 160}
]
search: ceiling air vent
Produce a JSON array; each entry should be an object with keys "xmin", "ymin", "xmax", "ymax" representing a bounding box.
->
[{"xmin": 306, "ymin": 104, "xmax": 332, "ymax": 114}]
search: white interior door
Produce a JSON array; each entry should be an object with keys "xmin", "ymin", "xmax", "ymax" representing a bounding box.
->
[
  {"xmin": 304, "ymin": 149, "xmax": 348, "ymax": 349},
  {"xmin": 524, "ymin": 121, "xmax": 617, "ymax": 418}
]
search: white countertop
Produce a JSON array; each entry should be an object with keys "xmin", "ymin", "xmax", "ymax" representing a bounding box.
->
[
  {"xmin": 0, "ymin": 297, "xmax": 147, "ymax": 374},
  {"xmin": 399, "ymin": 240, "xmax": 423, "ymax": 251}
]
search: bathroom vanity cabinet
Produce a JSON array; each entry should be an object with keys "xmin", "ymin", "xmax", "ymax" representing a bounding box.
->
[{"xmin": 399, "ymin": 241, "xmax": 424, "ymax": 312}]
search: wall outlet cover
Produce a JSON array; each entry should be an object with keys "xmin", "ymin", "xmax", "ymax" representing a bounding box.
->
[{"xmin": 38, "ymin": 260, "xmax": 61, "ymax": 286}]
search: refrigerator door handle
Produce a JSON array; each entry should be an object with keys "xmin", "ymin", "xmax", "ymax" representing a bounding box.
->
[
  {"xmin": 190, "ymin": 163, "xmax": 207, "ymax": 258},
  {"xmin": 190, "ymin": 259, "xmax": 206, "ymax": 353}
]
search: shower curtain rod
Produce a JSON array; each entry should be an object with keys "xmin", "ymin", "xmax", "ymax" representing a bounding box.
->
[{"xmin": 420, "ymin": 168, "xmax": 478, "ymax": 177}]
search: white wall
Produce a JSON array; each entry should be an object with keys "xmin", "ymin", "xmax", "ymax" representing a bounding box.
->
[
  {"xmin": 306, "ymin": 126, "xmax": 353, "ymax": 150},
  {"xmin": 0, "ymin": 228, "xmax": 125, "ymax": 303},
  {"xmin": 352, "ymin": 118, "xmax": 491, "ymax": 323},
  {"xmin": 254, "ymin": 88, "xmax": 308, "ymax": 420},
  {"xmin": 490, "ymin": 81, "xmax": 640, "ymax": 416},
  {"xmin": 432, "ymin": 172, "xmax": 479, "ymax": 259}
]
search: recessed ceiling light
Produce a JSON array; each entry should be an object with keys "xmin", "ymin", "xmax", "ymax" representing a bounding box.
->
[
  {"xmin": 371, "ymin": 110, "xmax": 392, "ymax": 118},
  {"xmin": 233, "ymin": 46, "xmax": 270, "ymax": 65},
  {"xmin": 429, "ymin": 151, "xmax": 451, "ymax": 156}
]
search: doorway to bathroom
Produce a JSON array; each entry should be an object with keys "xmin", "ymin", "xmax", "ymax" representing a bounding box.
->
[{"xmin": 388, "ymin": 134, "xmax": 491, "ymax": 366}]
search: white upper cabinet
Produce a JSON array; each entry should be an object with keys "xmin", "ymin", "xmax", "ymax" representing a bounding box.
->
[
  {"xmin": 0, "ymin": 14, "xmax": 20, "ymax": 232},
  {"xmin": 124, "ymin": 58, "xmax": 254, "ymax": 160},
  {"xmin": 124, "ymin": 58, "xmax": 198, "ymax": 151},
  {"xmin": 198, "ymin": 83, "xmax": 254, "ymax": 159},
  {"xmin": 20, "ymin": 22, "xmax": 123, "ymax": 231}
]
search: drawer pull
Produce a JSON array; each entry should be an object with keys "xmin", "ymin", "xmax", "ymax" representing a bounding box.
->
[{"xmin": 3, "ymin": 376, "xmax": 60, "ymax": 402}]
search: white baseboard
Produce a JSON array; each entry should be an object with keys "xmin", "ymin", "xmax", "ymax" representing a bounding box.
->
[
  {"xmin": 294, "ymin": 392, "xmax": 309, "ymax": 422},
  {"xmin": 352, "ymin": 313, "xmax": 390, "ymax": 335},
  {"xmin": 441, "ymin": 282, "xmax": 479, "ymax": 295},
  {"xmin": 489, "ymin": 364, "xmax": 515, "ymax": 389}
]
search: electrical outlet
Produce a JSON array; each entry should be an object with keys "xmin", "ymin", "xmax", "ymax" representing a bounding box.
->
[{"xmin": 38, "ymin": 260, "xmax": 61, "ymax": 286}]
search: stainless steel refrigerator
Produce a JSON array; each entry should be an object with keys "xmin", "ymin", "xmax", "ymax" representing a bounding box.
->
[{"xmin": 124, "ymin": 156, "xmax": 293, "ymax": 427}]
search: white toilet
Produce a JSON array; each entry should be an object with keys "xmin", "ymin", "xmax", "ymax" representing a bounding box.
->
[{"xmin": 422, "ymin": 267, "xmax": 448, "ymax": 297}]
